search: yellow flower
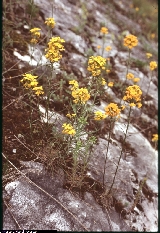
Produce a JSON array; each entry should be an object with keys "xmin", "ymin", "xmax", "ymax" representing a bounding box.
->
[
  {"xmin": 66, "ymin": 113, "xmax": 76, "ymax": 118},
  {"xmin": 149, "ymin": 61, "xmax": 157, "ymax": 71},
  {"xmin": 87, "ymin": 56, "xmax": 106, "ymax": 76},
  {"xmin": 105, "ymin": 103, "xmax": 121, "ymax": 118},
  {"xmin": 45, "ymin": 36, "xmax": 65, "ymax": 63},
  {"xmin": 123, "ymin": 85, "xmax": 142, "ymax": 104},
  {"xmin": 45, "ymin": 17, "xmax": 55, "ymax": 28},
  {"xmin": 146, "ymin": 53, "xmax": 152, "ymax": 59},
  {"xmin": 105, "ymin": 46, "xmax": 112, "ymax": 51},
  {"xmin": 129, "ymin": 103, "xmax": 136, "ymax": 107},
  {"xmin": 133, "ymin": 77, "xmax": 140, "ymax": 83},
  {"xmin": 152, "ymin": 134, "xmax": 158, "ymax": 142},
  {"xmin": 21, "ymin": 73, "xmax": 38, "ymax": 81},
  {"xmin": 100, "ymin": 27, "xmax": 108, "ymax": 34},
  {"xmin": 30, "ymin": 38, "xmax": 38, "ymax": 44},
  {"xmin": 108, "ymin": 82, "xmax": 114, "ymax": 87},
  {"xmin": 135, "ymin": 7, "xmax": 139, "ymax": 11},
  {"xmin": 124, "ymin": 34, "xmax": 138, "ymax": 49},
  {"xmin": 101, "ymin": 78, "xmax": 106, "ymax": 85},
  {"xmin": 126, "ymin": 73, "xmax": 134, "ymax": 80},
  {"xmin": 30, "ymin": 80, "xmax": 38, "ymax": 87},
  {"xmin": 121, "ymin": 105, "xmax": 125, "ymax": 110},
  {"xmin": 94, "ymin": 111, "xmax": 107, "ymax": 120},
  {"xmin": 72, "ymin": 87, "xmax": 90, "ymax": 104},
  {"xmin": 150, "ymin": 33, "xmax": 155, "ymax": 39},
  {"xmin": 32, "ymin": 86, "xmax": 44, "ymax": 96},
  {"xmin": 106, "ymin": 69, "xmax": 110, "ymax": 73},
  {"xmin": 136, "ymin": 102, "xmax": 142, "ymax": 108},
  {"xmin": 97, "ymin": 45, "xmax": 101, "ymax": 49},
  {"xmin": 30, "ymin": 28, "xmax": 41, "ymax": 38},
  {"xmin": 69, "ymin": 80, "xmax": 79, "ymax": 90},
  {"xmin": 62, "ymin": 123, "xmax": 76, "ymax": 135},
  {"xmin": 20, "ymin": 73, "xmax": 39, "ymax": 89}
]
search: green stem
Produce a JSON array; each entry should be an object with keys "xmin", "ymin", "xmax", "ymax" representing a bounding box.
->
[
  {"xmin": 107, "ymin": 106, "xmax": 132, "ymax": 196},
  {"xmin": 102, "ymin": 120, "xmax": 113, "ymax": 187},
  {"xmin": 45, "ymin": 63, "xmax": 54, "ymax": 124},
  {"xmin": 92, "ymin": 76, "xmax": 101, "ymax": 105},
  {"xmin": 119, "ymin": 48, "xmax": 131, "ymax": 106},
  {"xmin": 144, "ymin": 71, "xmax": 153, "ymax": 102},
  {"xmin": 101, "ymin": 35, "xmax": 105, "ymax": 57},
  {"xmin": 129, "ymin": 177, "xmax": 147, "ymax": 212},
  {"xmin": 29, "ymin": 93, "xmax": 33, "ymax": 139},
  {"xmin": 126, "ymin": 49, "xmax": 131, "ymax": 81},
  {"xmin": 140, "ymin": 71, "xmax": 153, "ymax": 117}
]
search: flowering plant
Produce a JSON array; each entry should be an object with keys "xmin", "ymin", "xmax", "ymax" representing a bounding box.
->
[
  {"xmin": 87, "ymin": 56, "xmax": 106, "ymax": 76},
  {"xmin": 149, "ymin": 61, "xmax": 157, "ymax": 70},
  {"xmin": 45, "ymin": 18, "xmax": 55, "ymax": 28},
  {"xmin": 123, "ymin": 34, "xmax": 138, "ymax": 49},
  {"xmin": 45, "ymin": 36, "xmax": 65, "ymax": 63},
  {"xmin": 100, "ymin": 27, "xmax": 108, "ymax": 34},
  {"xmin": 123, "ymin": 85, "xmax": 142, "ymax": 108}
]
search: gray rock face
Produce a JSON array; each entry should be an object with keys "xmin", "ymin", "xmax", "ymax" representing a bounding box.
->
[{"xmin": 3, "ymin": 161, "xmax": 131, "ymax": 231}]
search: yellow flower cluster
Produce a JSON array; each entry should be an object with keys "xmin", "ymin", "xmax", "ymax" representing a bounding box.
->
[
  {"xmin": 69, "ymin": 80, "xmax": 90, "ymax": 104},
  {"xmin": 94, "ymin": 111, "xmax": 107, "ymax": 120},
  {"xmin": 100, "ymin": 27, "xmax": 108, "ymax": 34},
  {"xmin": 150, "ymin": 33, "xmax": 155, "ymax": 39},
  {"xmin": 123, "ymin": 34, "xmax": 138, "ymax": 49},
  {"xmin": 123, "ymin": 85, "xmax": 142, "ymax": 108},
  {"xmin": 30, "ymin": 28, "xmax": 41, "ymax": 44},
  {"xmin": 126, "ymin": 73, "xmax": 134, "ymax": 80},
  {"xmin": 126, "ymin": 73, "xmax": 140, "ymax": 83},
  {"xmin": 62, "ymin": 123, "xmax": 76, "ymax": 135},
  {"xmin": 108, "ymin": 82, "xmax": 114, "ymax": 87},
  {"xmin": 32, "ymin": 86, "xmax": 44, "ymax": 96},
  {"xmin": 30, "ymin": 28, "xmax": 41, "ymax": 37},
  {"xmin": 20, "ymin": 73, "xmax": 38, "ymax": 89},
  {"xmin": 149, "ymin": 61, "xmax": 157, "ymax": 71},
  {"xmin": 69, "ymin": 80, "xmax": 79, "ymax": 90},
  {"xmin": 129, "ymin": 103, "xmax": 136, "ymax": 107},
  {"xmin": 45, "ymin": 17, "xmax": 55, "ymax": 28},
  {"xmin": 72, "ymin": 87, "xmax": 90, "ymax": 104},
  {"xmin": 106, "ymin": 69, "xmax": 110, "ymax": 73},
  {"xmin": 105, "ymin": 103, "xmax": 121, "ymax": 118},
  {"xmin": 45, "ymin": 36, "xmax": 65, "ymax": 63},
  {"xmin": 146, "ymin": 53, "xmax": 152, "ymax": 59},
  {"xmin": 20, "ymin": 73, "xmax": 44, "ymax": 96},
  {"xmin": 121, "ymin": 105, "xmax": 125, "ymax": 110},
  {"xmin": 105, "ymin": 46, "xmax": 112, "ymax": 51},
  {"xmin": 152, "ymin": 134, "xmax": 158, "ymax": 142},
  {"xmin": 66, "ymin": 113, "xmax": 76, "ymax": 118},
  {"xmin": 30, "ymin": 38, "xmax": 38, "ymax": 44},
  {"xmin": 101, "ymin": 78, "xmax": 106, "ymax": 85},
  {"xmin": 87, "ymin": 56, "xmax": 106, "ymax": 76},
  {"xmin": 133, "ymin": 77, "xmax": 140, "ymax": 83}
]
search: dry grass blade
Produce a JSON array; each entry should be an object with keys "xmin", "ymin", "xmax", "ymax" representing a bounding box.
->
[{"xmin": 14, "ymin": 135, "xmax": 39, "ymax": 160}]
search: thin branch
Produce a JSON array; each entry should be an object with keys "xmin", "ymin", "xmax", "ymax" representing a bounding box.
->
[{"xmin": 14, "ymin": 135, "xmax": 39, "ymax": 161}]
